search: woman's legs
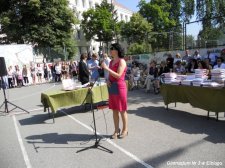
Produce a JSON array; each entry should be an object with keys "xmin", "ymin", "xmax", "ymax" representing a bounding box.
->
[
  {"xmin": 120, "ymin": 111, "xmax": 128, "ymax": 133},
  {"xmin": 113, "ymin": 110, "xmax": 120, "ymax": 133}
]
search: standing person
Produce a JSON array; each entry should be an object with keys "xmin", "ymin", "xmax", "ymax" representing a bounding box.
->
[
  {"xmin": 87, "ymin": 53, "xmax": 100, "ymax": 81},
  {"xmin": 43, "ymin": 63, "xmax": 49, "ymax": 82},
  {"xmin": 78, "ymin": 53, "xmax": 90, "ymax": 85},
  {"xmin": 7, "ymin": 66, "xmax": 13, "ymax": 88},
  {"xmin": 30, "ymin": 63, "xmax": 36, "ymax": 85},
  {"xmin": 103, "ymin": 53, "xmax": 111, "ymax": 81},
  {"xmin": 36, "ymin": 63, "xmax": 43, "ymax": 83},
  {"xmin": 101, "ymin": 43, "xmax": 128, "ymax": 139},
  {"xmin": 54, "ymin": 62, "xmax": 61, "ymax": 82},
  {"xmin": 22, "ymin": 65, "xmax": 29, "ymax": 86}
]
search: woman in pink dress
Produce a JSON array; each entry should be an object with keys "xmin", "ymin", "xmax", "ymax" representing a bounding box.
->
[{"xmin": 101, "ymin": 43, "xmax": 128, "ymax": 139}]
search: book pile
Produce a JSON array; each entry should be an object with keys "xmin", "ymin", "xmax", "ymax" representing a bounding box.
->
[
  {"xmin": 163, "ymin": 73, "xmax": 177, "ymax": 84},
  {"xmin": 192, "ymin": 78, "xmax": 204, "ymax": 86},
  {"xmin": 194, "ymin": 69, "xmax": 208, "ymax": 79},
  {"xmin": 211, "ymin": 69, "xmax": 225, "ymax": 84}
]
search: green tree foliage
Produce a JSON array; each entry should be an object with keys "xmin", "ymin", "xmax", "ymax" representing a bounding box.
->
[
  {"xmin": 196, "ymin": 0, "xmax": 225, "ymax": 43},
  {"xmin": 120, "ymin": 13, "xmax": 153, "ymax": 44},
  {"xmin": 81, "ymin": 0, "xmax": 116, "ymax": 44},
  {"xmin": 139, "ymin": 0, "xmax": 176, "ymax": 31},
  {"xmin": 0, "ymin": 0, "xmax": 78, "ymax": 59},
  {"xmin": 128, "ymin": 43, "xmax": 152, "ymax": 55},
  {"xmin": 181, "ymin": 0, "xmax": 195, "ymax": 22}
]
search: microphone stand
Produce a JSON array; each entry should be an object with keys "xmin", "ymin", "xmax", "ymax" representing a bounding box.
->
[
  {"xmin": 0, "ymin": 76, "xmax": 29, "ymax": 114},
  {"xmin": 77, "ymin": 78, "xmax": 113, "ymax": 153}
]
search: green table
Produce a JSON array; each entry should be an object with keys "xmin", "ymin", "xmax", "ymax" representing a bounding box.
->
[
  {"xmin": 160, "ymin": 84, "xmax": 225, "ymax": 120},
  {"xmin": 41, "ymin": 84, "xmax": 109, "ymax": 122}
]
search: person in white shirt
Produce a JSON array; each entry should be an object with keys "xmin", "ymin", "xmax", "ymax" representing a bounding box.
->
[
  {"xmin": 182, "ymin": 50, "xmax": 192, "ymax": 64},
  {"xmin": 193, "ymin": 50, "xmax": 201, "ymax": 60},
  {"xmin": 36, "ymin": 63, "xmax": 43, "ymax": 83},
  {"xmin": 103, "ymin": 53, "xmax": 111, "ymax": 81},
  {"xmin": 213, "ymin": 57, "xmax": 225, "ymax": 69},
  {"xmin": 7, "ymin": 66, "xmax": 14, "ymax": 88},
  {"xmin": 55, "ymin": 62, "xmax": 62, "ymax": 82},
  {"xmin": 202, "ymin": 50, "xmax": 217, "ymax": 66}
]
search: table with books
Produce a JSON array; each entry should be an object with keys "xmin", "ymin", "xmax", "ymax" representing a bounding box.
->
[
  {"xmin": 160, "ymin": 70, "xmax": 225, "ymax": 120},
  {"xmin": 41, "ymin": 82, "xmax": 109, "ymax": 122}
]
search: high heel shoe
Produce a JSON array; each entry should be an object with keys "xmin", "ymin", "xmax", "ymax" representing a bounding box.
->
[
  {"xmin": 119, "ymin": 131, "xmax": 128, "ymax": 139},
  {"xmin": 111, "ymin": 128, "xmax": 121, "ymax": 139}
]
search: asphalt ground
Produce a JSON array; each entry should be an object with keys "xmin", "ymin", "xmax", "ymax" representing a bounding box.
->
[{"xmin": 0, "ymin": 83, "xmax": 225, "ymax": 168}]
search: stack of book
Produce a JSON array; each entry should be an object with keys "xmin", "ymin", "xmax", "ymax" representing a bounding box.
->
[
  {"xmin": 194, "ymin": 69, "xmax": 208, "ymax": 79},
  {"xmin": 211, "ymin": 69, "xmax": 225, "ymax": 84},
  {"xmin": 163, "ymin": 73, "xmax": 177, "ymax": 84}
]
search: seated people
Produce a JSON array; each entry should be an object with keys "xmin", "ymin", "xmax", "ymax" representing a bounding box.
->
[
  {"xmin": 173, "ymin": 60, "xmax": 186, "ymax": 74},
  {"xmin": 187, "ymin": 59, "xmax": 198, "ymax": 73},
  {"xmin": 139, "ymin": 66, "xmax": 148, "ymax": 87},
  {"xmin": 193, "ymin": 50, "xmax": 201, "ymax": 60},
  {"xmin": 158, "ymin": 60, "xmax": 170, "ymax": 76},
  {"xmin": 166, "ymin": 53, "xmax": 174, "ymax": 70},
  {"xmin": 182, "ymin": 50, "xmax": 192, "ymax": 64},
  {"xmin": 213, "ymin": 57, "xmax": 225, "ymax": 69},
  {"xmin": 130, "ymin": 63, "xmax": 141, "ymax": 89},
  {"xmin": 204, "ymin": 58, "xmax": 213, "ymax": 79},
  {"xmin": 174, "ymin": 53, "xmax": 182, "ymax": 64},
  {"xmin": 144, "ymin": 60, "xmax": 159, "ymax": 93},
  {"xmin": 197, "ymin": 60, "xmax": 210, "ymax": 79}
]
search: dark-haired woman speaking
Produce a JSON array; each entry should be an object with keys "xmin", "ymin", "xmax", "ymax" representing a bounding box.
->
[{"xmin": 101, "ymin": 43, "xmax": 128, "ymax": 139}]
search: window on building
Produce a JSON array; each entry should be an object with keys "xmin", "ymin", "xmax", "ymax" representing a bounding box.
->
[
  {"xmin": 82, "ymin": 0, "xmax": 85, "ymax": 8},
  {"xmin": 89, "ymin": 1, "xmax": 93, "ymax": 8},
  {"xmin": 120, "ymin": 14, "xmax": 123, "ymax": 21},
  {"xmin": 75, "ymin": 0, "xmax": 78, "ymax": 6},
  {"xmin": 125, "ymin": 15, "xmax": 128, "ymax": 22},
  {"xmin": 77, "ymin": 30, "xmax": 81, "ymax": 40}
]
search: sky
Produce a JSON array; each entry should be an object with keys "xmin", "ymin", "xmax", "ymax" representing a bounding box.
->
[{"xmin": 116, "ymin": 0, "xmax": 202, "ymax": 39}]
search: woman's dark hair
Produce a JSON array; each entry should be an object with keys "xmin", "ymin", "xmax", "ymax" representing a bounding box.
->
[
  {"xmin": 216, "ymin": 57, "xmax": 224, "ymax": 62},
  {"xmin": 80, "ymin": 53, "xmax": 87, "ymax": 60},
  {"xmin": 198, "ymin": 60, "xmax": 207, "ymax": 69},
  {"xmin": 111, "ymin": 43, "xmax": 124, "ymax": 58}
]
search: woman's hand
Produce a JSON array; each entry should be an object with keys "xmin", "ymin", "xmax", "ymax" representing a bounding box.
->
[
  {"xmin": 101, "ymin": 62, "xmax": 108, "ymax": 70},
  {"xmin": 107, "ymin": 80, "xmax": 111, "ymax": 87}
]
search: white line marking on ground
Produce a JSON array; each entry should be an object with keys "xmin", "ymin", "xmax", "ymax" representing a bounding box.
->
[
  {"xmin": 60, "ymin": 109, "xmax": 153, "ymax": 168},
  {"xmin": 10, "ymin": 84, "xmax": 56, "ymax": 102},
  {"xmin": 8, "ymin": 108, "xmax": 43, "ymax": 116},
  {"xmin": 27, "ymin": 107, "xmax": 43, "ymax": 112},
  {"xmin": 13, "ymin": 115, "xmax": 32, "ymax": 168}
]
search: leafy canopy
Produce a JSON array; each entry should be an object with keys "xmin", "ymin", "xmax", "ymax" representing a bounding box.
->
[
  {"xmin": 81, "ymin": 0, "xmax": 117, "ymax": 43},
  {"xmin": 0, "ymin": 0, "xmax": 78, "ymax": 59}
]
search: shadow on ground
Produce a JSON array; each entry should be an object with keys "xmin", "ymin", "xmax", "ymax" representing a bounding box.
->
[
  {"xmin": 129, "ymin": 106, "xmax": 225, "ymax": 144},
  {"xmin": 19, "ymin": 105, "xmax": 92, "ymax": 125},
  {"xmin": 122, "ymin": 139, "xmax": 205, "ymax": 168}
]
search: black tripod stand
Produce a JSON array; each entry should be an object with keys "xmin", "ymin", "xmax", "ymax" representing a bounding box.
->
[
  {"xmin": 77, "ymin": 80, "xmax": 113, "ymax": 153},
  {"xmin": 0, "ymin": 76, "xmax": 29, "ymax": 114}
]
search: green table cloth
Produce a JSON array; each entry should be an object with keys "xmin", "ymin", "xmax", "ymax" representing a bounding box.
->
[
  {"xmin": 160, "ymin": 84, "xmax": 225, "ymax": 113},
  {"xmin": 41, "ymin": 84, "xmax": 109, "ymax": 113}
]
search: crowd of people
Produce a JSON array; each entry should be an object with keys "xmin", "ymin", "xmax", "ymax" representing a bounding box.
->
[
  {"xmin": 0, "ymin": 52, "xmax": 112, "ymax": 89},
  {"xmin": 1, "ymin": 49, "xmax": 225, "ymax": 92},
  {"xmin": 125, "ymin": 49, "xmax": 225, "ymax": 93}
]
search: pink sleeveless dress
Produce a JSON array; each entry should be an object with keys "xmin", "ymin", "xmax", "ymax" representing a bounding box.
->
[{"xmin": 108, "ymin": 59, "xmax": 127, "ymax": 112}]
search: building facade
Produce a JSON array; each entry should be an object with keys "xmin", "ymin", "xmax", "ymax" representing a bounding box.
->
[{"xmin": 68, "ymin": 0, "xmax": 133, "ymax": 58}]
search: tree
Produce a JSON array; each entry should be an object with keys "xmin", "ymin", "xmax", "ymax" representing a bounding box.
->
[
  {"xmin": 128, "ymin": 43, "xmax": 152, "ymax": 55},
  {"xmin": 81, "ymin": 0, "xmax": 116, "ymax": 47},
  {"xmin": 0, "ymin": 0, "xmax": 78, "ymax": 59},
  {"xmin": 196, "ymin": 0, "xmax": 225, "ymax": 46},
  {"xmin": 121, "ymin": 13, "xmax": 153, "ymax": 44},
  {"xmin": 138, "ymin": 0, "xmax": 177, "ymax": 51}
]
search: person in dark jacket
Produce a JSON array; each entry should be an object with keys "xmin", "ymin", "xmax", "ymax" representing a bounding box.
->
[{"xmin": 78, "ymin": 53, "xmax": 90, "ymax": 85}]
